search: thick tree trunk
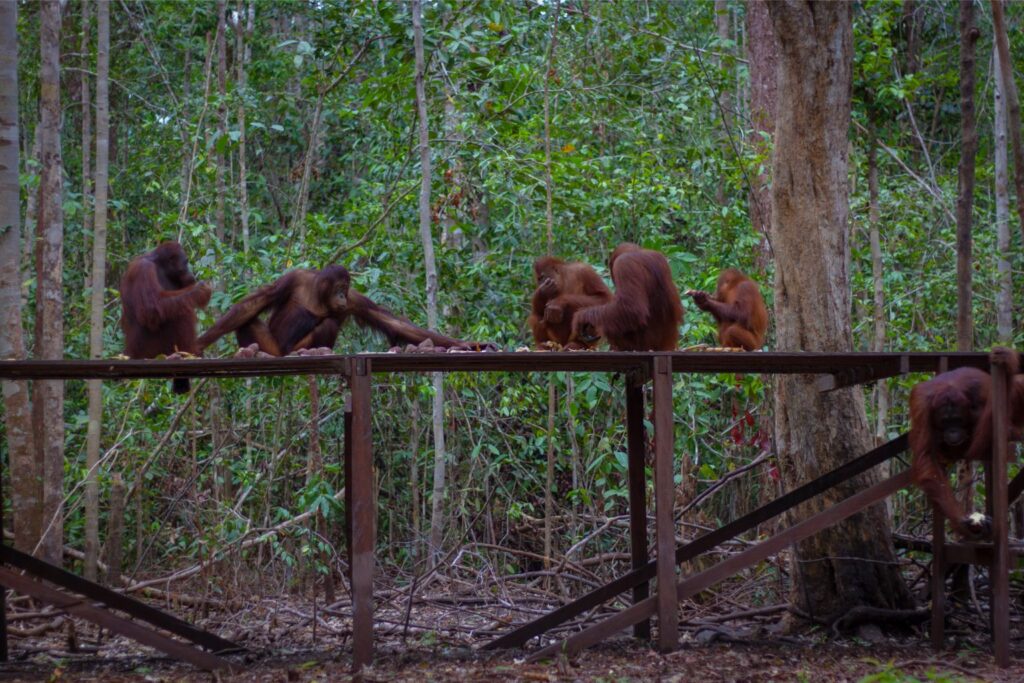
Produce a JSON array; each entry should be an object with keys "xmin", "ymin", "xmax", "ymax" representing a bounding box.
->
[
  {"xmin": 955, "ymin": 0, "xmax": 978, "ymax": 352},
  {"xmin": 991, "ymin": 0, "xmax": 1024, "ymax": 247},
  {"xmin": 84, "ymin": 0, "xmax": 110, "ymax": 582},
  {"xmin": 35, "ymin": 0, "xmax": 66, "ymax": 566},
  {"xmin": 767, "ymin": 0, "xmax": 912, "ymax": 621},
  {"xmin": 745, "ymin": 0, "xmax": 777, "ymax": 270},
  {"xmin": 0, "ymin": 0, "xmax": 41, "ymax": 556},
  {"xmin": 994, "ymin": 25, "xmax": 1012, "ymax": 342},
  {"xmin": 413, "ymin": 0, "xmax": 448, "ymax": 568}
]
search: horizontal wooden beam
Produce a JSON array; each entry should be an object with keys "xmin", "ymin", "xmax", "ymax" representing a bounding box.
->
[{"xmin": 0, "ymin": 351, "xmax": 991, "ymax": 381}]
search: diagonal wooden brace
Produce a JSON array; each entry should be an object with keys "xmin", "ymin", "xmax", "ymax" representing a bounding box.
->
[
  {"xmin": 0, "ymin": 567, "xmax": 232, "ymax": 671},
  {"xmin": 528, "ymin": 470, "xmax": 912, "ymax": 661},
  {"xmin": 0, "ymin": 545, "xmax": 239, "ymax": 654},
  {"xmin": 485, "ymin": 434, "xmax": 907, "ymax": 650}
]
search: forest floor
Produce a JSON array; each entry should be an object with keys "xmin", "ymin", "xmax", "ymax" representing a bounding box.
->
[{"xmin": 2, "ymin": 584, "xmax": 1023, "ymax": 682}]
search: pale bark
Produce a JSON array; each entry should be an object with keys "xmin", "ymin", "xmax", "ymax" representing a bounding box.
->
[
  {"xmin": 902, "ymin": 1, "xmax": 919, "ymax": 75},
  {"xmin": 955, "ymin": 0, "xmax": 978, "ymax": 352},
  {"xmin": 714, "ymin": 0, "xmax": 731, "ymax": 206},
  {"xmin": 409, "ymin": 394, "xmax": 420, "ymax": 558},
  {"xmin": 745, "ymin": 0, "xmax": 776, "ymax": 270},
  {"xmin": 413, "ymin": 0, "xmax": 447, "ymax": 567},
  {"xmin": 541, "ymin": 0, "xmax": 560, "ymax": 571},
  {"xmin": 103, "ymin": 473, "xmax": 125, "ymax": 585},
  {"xmin": 868, "ymin": 141, "xmax": 888, "ymax": 443},
  {"xmin": 215, "ymin": 0, "xmax": 227, "ymax": 243},
  {"xmin": 84, "ymin": 0, "xmax": 110, "ymax": 582},
  {"xmin": 0, "ymin": 0, "xmax": 41, "ymax": 555},
  {"xmin": 994, "ymin": 29, "xmax": 1012, "ymax": 342},
  {"xmin": 991, "ymin": 0, "xmax": 1024, "ymax": 247},
  {"xmin": 767, "ymin": 0, "xmax": 911, "ymax": 618},
  {"xmin": 80, "ymin": 0, "xmax": 92, "ymax": 284},
  {"xmin": 294, "ymin": 102, "xmax": 323, "ymax": 241},
  {"xmin": 35, "ymin": 0, "xmax": 66, "ymax": 566},
  {"xmin": 235, "ymin": 0, "xmax": 254, "ymax": 254}
]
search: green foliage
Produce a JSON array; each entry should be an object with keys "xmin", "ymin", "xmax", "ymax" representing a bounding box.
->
[{"xmin": 4, "ymin": 0, "xmax": 1023, "ymax": 593}]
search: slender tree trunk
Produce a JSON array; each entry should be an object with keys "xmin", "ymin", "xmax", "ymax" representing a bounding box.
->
[
  {"xmin": 867, "ymin": 140, "xmax": 888, "ymax": 443},
  {"xmin": 80, "ymin": 0, "xmax": 92, "ymax": 285},
  {"xmin": 745, "ymin": 0, "xmax": 777, "ymax": 271},
  {"xmin": 235, "ymin": 0, "xmax": 254, "ymax": 254},
  {"xmin": 35, "ymin": 0, "xmax": 66, "ymax": 566},
  {"xmin": 294, "ymin": 99, "xmax": 323, "ymax": 241},
  {"xmin": 991, "ymin": 0, "xmax": 1024, "ymax": 246},
  {"xmin": 541, "ymin": 0, "xmax": 560, "ymax": 572},
  {"xmin": 994, "ymin": 24, "xmax": 1013, "ymax": 342},
  {"xmin": 409, "ymin": 393, "xmax": 420, "ymax": 559},
  {"xmin": 767, "ymin": 0, "xmax": 912, "ymax": 620},
  {"xmin": 952, "ymin": 0, "xmax": 980, "ymax": 515},
  {"xmin": 0, "ymin": 0, "xmax": 41, "ymax": 557},
  {"xmin": 215, "ymin": 0, "xmax": 227, "ymax": 243},
  {"xmin": 103, "ymin": 472, "xmax": 125, "ymax": 585},
  {"xmin": 21, "ymin": 127, "xmax": 40, "ymax": 309},
  {"xmin": 84, "ymin": 0, "xmax": 110, "ymax": 582},
  {"xmin": 955, "ymin": 0, "xmax": 978, "ymax": 352},
  {"xmin": 902, "ymin": 1, "xmax": 919, "ymax": 75},
  {"xmin": 714, "ymin": 0, "xmax": 731, "ymax": 207},
  {"xmin": 413, "ymin": 0, "xmax": 447, "ymax": 568}
]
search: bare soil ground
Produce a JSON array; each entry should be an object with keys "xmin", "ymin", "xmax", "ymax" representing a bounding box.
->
[{"xmin": 2, "ymin": 590, "xmax": 1022, "ymax": 682}]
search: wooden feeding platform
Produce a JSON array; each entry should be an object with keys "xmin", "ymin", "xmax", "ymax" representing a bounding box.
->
[{"xmin": 0, "ymin": 351, "xmax": 1017, "ymax": 671}]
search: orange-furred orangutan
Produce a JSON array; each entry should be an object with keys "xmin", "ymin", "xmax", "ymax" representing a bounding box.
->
[
  {"xmin": 571, "ymin": 243, "xmax": 683, "ymax": 351},
  {"xmin": 119, "ymin": 241, "xmax": 211, "ymax": 393},
  {"xmin": 527, "ymin": 257, "xmax": 612, "ymax": 349},
  {"xmin": 686, "ymin": 268, "xmax": 768, "ymax": 351},
  {"xmin": 909, "ymin": 347, "xmax": 1024, "ymax": 538},
  {"xmin": 197, "ymin": 266, "xmax": 490, "ymax": 357}
]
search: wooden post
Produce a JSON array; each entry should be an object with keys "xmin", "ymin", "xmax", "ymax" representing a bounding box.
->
[
  {"xmin": 343, "ymin": 393, "xmax": 353, "ymax": 584},
  {"xmin": 0, "ymin": 428, "xmax": 6, "ymax": 662},
  {"xmin": 625, "ymin": 376, "xmax": 650, "ymax": 640},
  {"xmin": 349, "ymin": 359, "xmax": 375, "ymax": 670},
  {"xmin": 652, "ymin": 355, "xmax": 677, "ymax": 651},
  {"xmin": 990, "ymin": 359, "xmax": 1010, "ymax": 667}
]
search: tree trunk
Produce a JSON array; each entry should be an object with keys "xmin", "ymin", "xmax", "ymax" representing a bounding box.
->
[
  {"xmin": 867, "ymin": 140, "xmax": 888, "ymax": 443},
  {"xmin": 235, "ymin": 0, "xmax": 254, "ymax": 254},
  {"xmin": 80, "ymin": 0, "xmax": 92, "ymax": 285},
  {"xmin": 991, "ymin": 0, "xmax": 1024, "ymax": 246},
  {"xmin": 413, "ymin": 0, "xmax": 447, "ymax": 568},
  {"xmin": 84, "ymin": 0, "xmax": 110, "ymax": 583},
  {"xmin": 294, "ymin": 98, "xmax": 323, "ymax": 241},
  {"xmin": 901, "ymin": 1, "xmax": 919, "ymax": 75},
  {"xmin": 541, "ymin": 0, "xmax": 560, "ymax": 572},
  {"xmin": 745, "ymin": 0, "xmax": 777, "ymax": 271},
  {"xmin": 955, "ymin": 0, "xmax": 978, "ymax": 352},
  {"xmin": 0, "ymin": 0, "xmax": 41, "ymax": 557},
  {"xmin": 767, "ymin": 0, "xmax": 912, "ymax": 620},
  {"xmin": 409, "ymin": 393, "xmax": 420, "ymax": 559},
  {"xmin": 215, "ymin": 0, "xmax": 227, "ymax": 243},
  {"xmin": 714, "ymin": 0, "xmax": 731, "ymax": 207},
  {"xmin": 994, "ymin": 20, "xmax": 1012, "ymax": 342},
  {"xmin": 35, "ymin": 0, "xmax": 66, "ymax": 566},
  {"xmin": 103, "ymin": 472, "xmax": 125, "ymax": 585}
]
